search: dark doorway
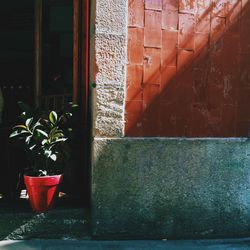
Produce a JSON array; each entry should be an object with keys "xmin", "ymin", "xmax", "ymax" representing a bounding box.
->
[
  {"xmin": 41, "ymin": 0, "xmax": 73, "ymax": 110},
  {"xmin": 0, "ymin": 0, "xmax": 90, "ymax": 205},
  {"xmin": 0, "ymin": 0, "xmax": 35, "ymax": 199},
  {"xmin": 0, "ymin": 0, "xmax": 34, "ymax": 126}
]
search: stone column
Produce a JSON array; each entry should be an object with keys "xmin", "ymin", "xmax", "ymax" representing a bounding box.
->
[{"xmin": 93, "ymin": 0, "xmax": 128, "ymax": 137}]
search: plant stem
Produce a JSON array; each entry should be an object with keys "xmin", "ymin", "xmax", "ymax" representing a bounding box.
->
[{"xmin": 46, "ymin": 158, "xmax": 49, "ymax": 172}]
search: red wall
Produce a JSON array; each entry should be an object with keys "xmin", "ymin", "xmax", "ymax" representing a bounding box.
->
[{"xmin": 125, "ymin": 0, "xmax": 250, "ymax": 137}]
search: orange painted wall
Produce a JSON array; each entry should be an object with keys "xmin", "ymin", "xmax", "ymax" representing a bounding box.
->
[{"xmin": 125, "ymin": 0, "xmax": 250, "ymax": 137}]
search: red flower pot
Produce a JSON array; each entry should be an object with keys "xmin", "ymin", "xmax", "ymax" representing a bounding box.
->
[{"xmin": 24, "ymin": 175, "xmax": 63, "ymax": 213}]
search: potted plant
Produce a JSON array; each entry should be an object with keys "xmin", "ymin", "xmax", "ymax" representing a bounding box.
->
[{"xmin": 9, "ymin": 101, "xmax": 77, "ymax": 212}]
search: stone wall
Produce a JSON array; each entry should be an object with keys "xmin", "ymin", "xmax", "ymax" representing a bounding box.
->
[
  {"xmin": 93, "ymin": 0, "xmax": 128, "ymax": 137},
  {"xmin": 91, "ymin": 138, "xmax": 250, "ymax": 239}
]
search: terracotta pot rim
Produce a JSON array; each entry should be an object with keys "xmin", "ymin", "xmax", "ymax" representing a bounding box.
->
[{"xmin": 24, "ymin": 174, "xmax": 63, "ymax": 186}]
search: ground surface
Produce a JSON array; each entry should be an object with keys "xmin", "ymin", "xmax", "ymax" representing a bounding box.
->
[
  {"xmin": 1, "ymin": 198, "xmax": 250, "ymax": 249},
  {"xmin": 1, "ymin": 238, "xmax": 250, "ymax": 250},
  {"xmin": 0, "ymin": 197, "xmax": 90, "ymax": 240}
]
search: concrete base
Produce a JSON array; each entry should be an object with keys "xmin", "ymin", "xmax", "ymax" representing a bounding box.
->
[{"xmin": 91, "ymin": 138, "xmax": 250, "ymax": 239}]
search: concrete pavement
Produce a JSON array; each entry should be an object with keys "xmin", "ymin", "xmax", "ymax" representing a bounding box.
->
[{"xmin": 1, "ymin": 238, "xmax": 250, "ymax": 250}]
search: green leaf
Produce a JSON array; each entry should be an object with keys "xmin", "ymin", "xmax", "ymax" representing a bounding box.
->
[
  {"xmin": 50, "ymin": 154, "xmax": 57, "ymax": 161},
  {"xmin": 67, "ymin": 102, "xmax": 78, "ymax": 110},
  {"xmin": 29, "ymin": 144, "xmax": 36, "ymax": 150},
  {"xmin": 38, "ymin": 170, "xmax": 47, "ymax": 176},
  {"xmin": 9, "ymin": 130, "xmax": 30, "ymax": 138},
  {"xmin": 9, "ymin": 131, "xmax": 18, "ymax": 138},
  {"xmin": 36, "ymin": 129, "xmax": 49, "ymax": 138},
  {"xmin": 49, "ymin": 127, "xmax": 58, "ymax": 137},
  {"xmin": 13, "ymin": 125, "xmax": 27, "ymax": 130},
  {"xmin": 25, "ymin": 135, "xmax": 32, "ymax": 144},
  {"xmin": 54, "ymin": 138, "xmax": 67, "ymax": 143},
  {"xmin": 44, "ymin": 150, "xmax": 52, "ymax": 158},
  {"xmin": 49, "ymin": 139, "xmax": 67, "ymax": 150},
  {"xmin": 42, "ymin": 139, "xmax": 48, "ymax": 145},
  {"xmin": 53, "ymin": 132, "xmax": 65, "ymax": 139},
  {"xmin": 25, "ymin": 118, "xmax": 33, "ymax": 128},
  {"xmin": 49, "ymin": 138, "xmax": 67, "ymax": 146},
  {"xmin": 49, "ymin": 111, "xmax": 57, "ymax": 124},
  {"xmin": 65, "ymin": 112, "xmax": 72, "ymax": 117},
  {"xmin": 31, "ymin": 120, "xmax": 42, "ymax": 132}
]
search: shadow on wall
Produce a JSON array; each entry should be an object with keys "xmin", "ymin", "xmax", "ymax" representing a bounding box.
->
[{"xmin": 126, "ymin": 0, "xmax": 250, "ymax": 137}]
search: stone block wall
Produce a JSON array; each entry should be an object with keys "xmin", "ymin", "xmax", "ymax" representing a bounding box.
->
[
  {"xmin": 92, "ymin": 138, "xmax": 250, "ymax": 239},
  {"xmin": 93, "ymin": 0, "xmax": 128, "ymax": 137}
]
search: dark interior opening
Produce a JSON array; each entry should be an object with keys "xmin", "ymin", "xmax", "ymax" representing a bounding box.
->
[
  {"xmin": 0, "ymin": 0, "xmax": 34, "ymax": 126},
  {"xmin": 0, "ymin": 0, "xmax": 89, "ymax": 207},
  {"xmin": 41, "ymin": 0, "xmax": 73, "ymax": 110}
]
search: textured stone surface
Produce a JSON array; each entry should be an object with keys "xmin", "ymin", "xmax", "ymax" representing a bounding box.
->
[
  {"xmin": 95, "ymin": 34, "xmax": 127, "ymax": 85},
  {"xmin": 96, "ymin": 0, "xmax": 128, "ymax": 35},
  {"xmin": 94, "ymin": 0, "xmax": 128, "ymax": 137},
  {"xmin": 91, "ymin": 137, "xmax": 250, "ymax": 239},
  {"xmin": 95, "ymin": 87, "xmax": 125, "ymax": 136}
]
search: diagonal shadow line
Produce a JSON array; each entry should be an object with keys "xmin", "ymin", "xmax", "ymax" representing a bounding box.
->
[
  {"xmin": 127, "ymin": 0, "xmax": 244, "ymax": 137},
  {"xmin": 127, "ymin": 1, "xmax": 214, "ymax": 98},
  {"xmin": 126, "ymin": 0, "xmax": 245, "ymax": 136},
  {"xmin": 127, "ymin": 1, "xmax": 214, "ymax": 100},
  {"xmin": 127, "ymin": 0, "xmax": 241, "ymax": 105},
  {"xmin": 4, "ymin": 213, "xmax": 46, "ymax": 240}
]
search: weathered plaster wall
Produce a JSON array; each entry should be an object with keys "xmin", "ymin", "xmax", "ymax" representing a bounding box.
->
[
  {"xmin": 92, "ymin": 138, "xmax": 250, "ymax": 239},
  {"xmin": 93, "ymin": 0, "xmax": 128, "ymax": 137},
  {"xmin": 125, "ymin": 0, "xmax": 250, "ymax": 137}
]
